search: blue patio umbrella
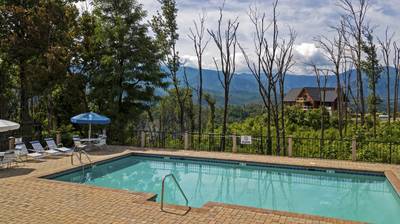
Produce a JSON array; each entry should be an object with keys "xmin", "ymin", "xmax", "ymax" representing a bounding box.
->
[{"xmin": 71, "ymin": 112, "xmax": 111, "ymax": 140}]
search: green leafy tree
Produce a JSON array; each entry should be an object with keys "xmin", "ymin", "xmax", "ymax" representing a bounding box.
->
[
  {"xmin": 0, "ymin": 0, "xmax": 80, "ymax": 137},
  {"xmin": 152, "ymin": 0, "xmax": 188, "ymax": 133},
  {"xmin": 89, "ymin": 0, "xmax": 166, "ymax": 143}
]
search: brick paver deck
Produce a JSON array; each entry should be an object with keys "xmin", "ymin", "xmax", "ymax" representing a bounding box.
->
[{"xmin": 1, "ymin": 146, "xmax": 399, "ymax": 224}]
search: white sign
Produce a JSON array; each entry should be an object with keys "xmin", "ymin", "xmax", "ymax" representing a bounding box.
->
[{"xmin": 240, "ymin": 136, "xmax": 252, "ymax": 145}]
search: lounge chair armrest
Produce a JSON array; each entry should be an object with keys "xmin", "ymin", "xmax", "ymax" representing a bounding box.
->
[{"xmin": 57, "ymin": 143, "xmax": 64, "ymax": 147}]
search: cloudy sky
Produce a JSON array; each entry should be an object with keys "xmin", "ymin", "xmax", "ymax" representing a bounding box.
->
[{"xmin": 77, "ymin": 0, "xmax": 400, "ymax": 74}]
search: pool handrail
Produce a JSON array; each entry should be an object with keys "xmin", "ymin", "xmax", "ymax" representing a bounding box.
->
[{"xmin": 160, "ymin": 173, "xmax": 190, "ymax": 212}]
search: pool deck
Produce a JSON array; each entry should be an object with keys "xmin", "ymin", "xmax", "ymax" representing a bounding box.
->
[{"xmin": 1, "ymin": 146, "xmax": 400, "ymax": 224}]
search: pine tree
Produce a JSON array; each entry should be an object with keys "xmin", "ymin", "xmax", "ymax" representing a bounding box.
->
[{"xmin": 89, "ymin": 0, "xmax": 166, "ymax": 143}]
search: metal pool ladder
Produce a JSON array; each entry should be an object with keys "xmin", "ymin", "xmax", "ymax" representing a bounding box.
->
[
  {"xmin": 160, "ymin": 174, "xmax": 190, "ymax": 212},
  {"xmin": 71, "ymin": 149, "xmax": 93, "ymax": 167},
  {"xmin": 70, "ymin": 149, "xmax": 94, "ymax": 182}
]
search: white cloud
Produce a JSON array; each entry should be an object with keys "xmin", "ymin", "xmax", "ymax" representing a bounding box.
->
[
  {"xmin": 295, "ymin": 43, "xmax": 319, "ymax": 58},
  {"xmin": 77, "ymin": 0, "xmax": 400, "ymax": 75}
]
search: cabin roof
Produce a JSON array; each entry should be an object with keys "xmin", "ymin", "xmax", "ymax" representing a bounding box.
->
[{"xmin": 284, "ymin": 87, "xmax": 338, "ymax": 103}]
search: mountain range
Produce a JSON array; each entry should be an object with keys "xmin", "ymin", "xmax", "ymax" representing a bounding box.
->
[{"xmin": 168, "ymin": 67, "xmax": 398, "ymax": 106}]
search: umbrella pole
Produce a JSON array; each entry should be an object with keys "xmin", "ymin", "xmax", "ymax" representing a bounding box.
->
[{"xmin": 89, "ymin": 123, "xmax": 92, "ymax": 141}]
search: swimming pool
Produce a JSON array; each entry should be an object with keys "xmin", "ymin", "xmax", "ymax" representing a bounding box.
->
[{"xmin": 48, "ymin": 154, "xmax": 400, "ymax": 223}]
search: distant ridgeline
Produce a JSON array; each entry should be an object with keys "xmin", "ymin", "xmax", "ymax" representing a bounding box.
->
[{"xmin": 158, "ymin": 66, "xmax": 398, "ymax": 107}]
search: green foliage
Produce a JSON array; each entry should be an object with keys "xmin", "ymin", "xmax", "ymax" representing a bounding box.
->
[
  {"xmin": 0, "ymin": 0, "xmax": 166, "ymax": 144},
  {"xmin": 86, "ymin": 0, "xmax": 167, "ymax": 143},
  {"xmin": 0, "ymin": 0, "xmax": 81, "ymax": 138}
]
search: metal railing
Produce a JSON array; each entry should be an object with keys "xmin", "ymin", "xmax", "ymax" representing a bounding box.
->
[
  {"xmin": 160, "ymin": 173, "xmax": 190, "ymax": 212},
  {"xmin": 130, "ymin": 130, "xmax": 400, "ymax": 164},
  {"xmin": 291, "ymin": 137, "xmax": 352, "ymax": 160}
]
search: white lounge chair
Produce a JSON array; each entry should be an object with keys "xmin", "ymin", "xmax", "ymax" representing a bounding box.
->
[
  {"xmin": 0, "ymin": 151, "xmax": 17, "ymax": 168},
  {"xmin": 30, "ymin": 140, "xmax": 60, "ymax": 156},
  {"xmin": 15, "ymin": 143, "xmax": 44, "ymax": 161},
  {"xmin": 44, "ymin": 138, "xmax": 72, "ymax": 154}
]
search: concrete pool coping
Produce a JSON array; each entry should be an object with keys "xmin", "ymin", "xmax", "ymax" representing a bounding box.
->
[{"xmin": 2, "ymin": 146, "xmax": 400, "ymax": 223}]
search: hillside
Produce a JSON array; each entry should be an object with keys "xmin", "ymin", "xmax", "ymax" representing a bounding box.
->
[{"xmin": 166, "ymin": 67, "xmax": 397, "ymax": 106}]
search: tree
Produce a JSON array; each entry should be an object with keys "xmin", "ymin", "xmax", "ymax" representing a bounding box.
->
[
  {"xmin": 240, "ymin": 0, "xmax": 295, "ymax": 154},
  {"xmin": 339, "ymin": 0, "xmax": 369, "ymax": 126},
  {"xmin": 182, "ymin": 67, "xmax": 196, "ymax": 133},
  {"xmin": 362, "ymin": 29, "xmax": 382, "ymax": 137},
  {"xmin": 188, "ymin": 12, "xmax": 209, "ymax": 135},
  {"xmin": 204, "ymin": 92, "xmax": 216, "ymax": 147},
  {"xmin": 152, "ymin": 0, "xmax": 187, "ymax": 133},
  {"xmin": 276, "ymin": 28, "xmax": 296, "ymax": 153},
  {"xmin": 0, "ymin": 0, "xmax": 80, "ymax": 137},
  {"xmin": 90, "ymin": 0, "xmax": 166, "ymax": 143},
  {"xmin": 315, "ymin": 22, "xmax": 346, "ymax": 138},
  {"xmin": 207, "ymin": 5, "xmax": 239, "ymax": 151},
  {"xmin": 240, "ymin": 5, "xmax": 271, "ymax": 154},
  {"xmin": 378, "ymin": 28, "xmax": 394, "ymax": 124},
  {"xmin": 311, "ymin": 65, "xmax": 329, "ymax": 151},
  {"xmin": 394, "ymin": 42, "xmax": 400, "ymax": 121},
  {"xmin": 0, "ymin": 55, "xmax": 14, "ymax": 119},
  {"xmin": 69, "ymin": 10, "xmax": 100, "ymax": 111}
]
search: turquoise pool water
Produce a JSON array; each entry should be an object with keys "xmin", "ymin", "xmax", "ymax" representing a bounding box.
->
[{"xmin": 50, "ymin": 155, "xmax": 400, "ymax": 223}]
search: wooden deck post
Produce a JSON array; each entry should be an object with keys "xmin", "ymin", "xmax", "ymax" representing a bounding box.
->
[
  {"xmin": 288, "ymin": 136, "xmax": 293, "ymax": 157},
  {"xmin": 141, "ymin": 131, "xmax": 146, "ymax": 148},
  {"xmin": 8, "ymin": 137, "xmax": 15, "ymax": 150},
  {"xmin": 232, "ymin": 134, "xmax": 238, "ymax": 153},
  {"xmin": 352, "ymin": 137, "xmax": 357, "ymax": 161},
  {"xmin": 184, "ymin": 132, "xmax": 190, "ymax": 150}
]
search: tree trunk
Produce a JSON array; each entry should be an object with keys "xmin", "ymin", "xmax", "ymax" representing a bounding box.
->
[
  {"xmin": 19, "ymin": 63, "xmax": 31, "ymax": 138},
  {"xmin": 266, "ymin": 87, "xmax": 272, "ymax": 155},
  {"xmin": 272, "ymin": 86, "xmax": 280, "ymax": 154},
  {"xmin": 0, "ymin": 70, "xmax": 6, "ymax": 118},
  {"xmin": 395, "ymin": 70, "xmax": 399, "ymax": 121},
  {"xmin": 336, "ymin": 76, "xmax": 343, "ymax": 139},
  {"xmin": 357, "ymin": 67, "xmax": 365, "ymax": 126},
  {"xmin": 373, "ymin": 85, "xmax": 377, "ymax": 137},
  {"xmin": 387, "ymin": 67, "xmax": 391, "ymax": 124},
  {"xmin": 198, "ymin": 61, "xmax": 203, "ymax": 134},
  {"xmin": 189, "ymin": 96, "xmax": 195, "ymax": 133},
  {"xmin": 221, "ymin": 87, "xmax": 229, "ymax": 151},
  {"xmin": 179, "ymin": 102, "xmax": 185, "ymax": 133},
  {"xmin": 280, "ymin": 80, "xmax": 286, "ymax": 154}
]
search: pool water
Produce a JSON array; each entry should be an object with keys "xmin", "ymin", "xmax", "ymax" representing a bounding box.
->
[{"xmin": 51, "ymin": 155, "xmax": 400, "ymax": 223}]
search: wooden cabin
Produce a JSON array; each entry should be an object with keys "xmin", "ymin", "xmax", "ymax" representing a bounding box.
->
[{"xmin": 284, "ymin": 87, "xmax": 347, "ymax": 112}]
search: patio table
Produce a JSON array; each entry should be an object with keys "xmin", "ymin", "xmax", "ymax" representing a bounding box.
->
[{"xmin": 80, "ymin": 138, "xmax": 100, "ymax": 144}]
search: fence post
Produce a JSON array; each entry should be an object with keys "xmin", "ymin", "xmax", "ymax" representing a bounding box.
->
[
  {"xmin": 352, "ymin": 137, "xmax": 357, "ymax": 161},
  {"xmin": 232, "ymin": 134, "xmax": 238, "ymax": 153},
  {"xmin": 184, "ymin": 132, "xmax": 190, "ymax": 150},
  {"xmin": 56, "ymin": 131, "xmax": 62, "ymax": 145},
  {"xmin": 288, "ymin": 136, "xmax": 293, "ymax": 157},
  {"xmin": 141, "ymin": 131, "xmax": 146, "ymax": 148},
  {"xmin": 8, "ymin": 137, "xmax": 15, "ymax": 150}
]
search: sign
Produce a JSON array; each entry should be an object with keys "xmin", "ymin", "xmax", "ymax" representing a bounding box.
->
[{"xmin": 240, "ymin": 136, "xmax": 252, "ymax": 145}]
